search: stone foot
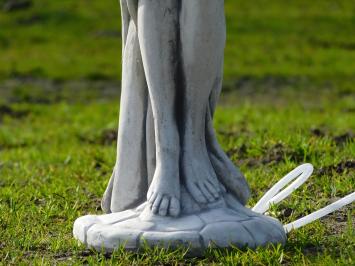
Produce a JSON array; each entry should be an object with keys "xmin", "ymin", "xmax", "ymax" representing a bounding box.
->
[
  {"xmin": 182, "ymin": 149, "xmax": 221, "ymax": 204},
  {"xmin": 147, "ymin": 165, "xmax": 181, "ymax": 217}
]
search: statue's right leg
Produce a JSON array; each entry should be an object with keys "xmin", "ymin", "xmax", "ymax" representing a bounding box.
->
[
  {"xmin": 137, "ymin": 0, "xmax": 181, "ymax": 217},
  {"xmin": 179, "ymin": 0, "xmax": 226, "ymax": 204}
]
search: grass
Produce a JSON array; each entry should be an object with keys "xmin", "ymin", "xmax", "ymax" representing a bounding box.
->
[
  {"xmin": 0, "ymin": 0, "xmax": 355, "ymax": 81},
  {"xmin": 0, "ymin": 0, "xmax": 354, "ymax": 265},
  {"xmin": 1, "ymin": 89, "xmax": 354, "ymax": 265}
]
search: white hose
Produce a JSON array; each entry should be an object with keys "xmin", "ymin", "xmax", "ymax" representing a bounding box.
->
[
  {"xmin": 252, "ymin": 164, "xmax": 314, "ymax": 214},
  {"xmin": 252, "ymin": 163, "xmax": 355, "ymax": 233},
  {"xmin": 284, "ymin": 192, "xmax": 355, "ymax": 233}
]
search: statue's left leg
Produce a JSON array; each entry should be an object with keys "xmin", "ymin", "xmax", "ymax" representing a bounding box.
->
[
  {"xmin": 180, "ymin": 0, "xmax": 226, "ymax": 204},
  {"xmin": 137, "ymin": 0, "xmax": 181, "ymax": 217}
]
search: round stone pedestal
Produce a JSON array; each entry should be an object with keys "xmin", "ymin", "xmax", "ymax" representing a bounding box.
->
[{"xmin": 73, "ymin": 198, "xmax": 286, "ymax": 255}]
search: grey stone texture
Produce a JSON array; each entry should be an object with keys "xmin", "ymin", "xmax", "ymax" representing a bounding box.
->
[
  {"xmin": 74, "ymin": 200, "xmax": 286, "ymax": 254},
  {"xmin": 101, "ymin": 0, "xmax": 250, "ymax": 218},
  {"xmin": 74, "ymin": 0, "xmax": 287, "ymax": 253}
]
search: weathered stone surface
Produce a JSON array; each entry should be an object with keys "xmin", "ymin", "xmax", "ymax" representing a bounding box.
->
[
  {"xmin": 241, "ymin": 217, "xmax": 286, "ymax": 247},
  {"xmin": 200, "ymin": 221, "xmax": 256, "ymax": 248},
  {"xmin": 97, "ymin": 209, "xmax": 138, "ymax": 225},
  {"xmin": 141, "ymin": 231, "xmax": 202, "ymax": 250},
  {"xmin": 224, "ymin": 193, "xmax": 260, "ymax": 218},
  {"xmin": 100, "ymin": 0, "xmax": 250, "ymax": 219},
  {"xmin": 250, "ymin": 217, "xmax": 287, "ymax": 245},
  {"xmin": 198, "ymin": 207, "xmax": 249, "ymax": 224},
  {"xmin": 86, "ymin": 224, "xmax": 141, "ymax": 252},
  {"xmin": 115, "ymin": 216, "xmax": 155, "ymax": 231},
  {"xmin": 73, "ymin": 206, "xmax": 286, "ymax": 253},
  {"xmin": 153, "ymin": 215, "xmax": 205, "ymax": 232},
  {"xmin": 73, "ymin": 215, "xmax": 99, "ymax": 244},
  {"xmin": 73, "ymin": 0, "xmax": 287, "ymax": 254}
]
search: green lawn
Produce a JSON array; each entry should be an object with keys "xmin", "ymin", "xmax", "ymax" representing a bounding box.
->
[
  {"xmin": 0, "ymin": 0, "xmax": 355, "ymax": 81},
  {"xmin": 0, "ymin": 0, "xmax": 354, "ymax": 265}
]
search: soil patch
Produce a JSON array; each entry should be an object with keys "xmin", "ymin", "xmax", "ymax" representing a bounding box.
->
[
  {"xmin": 333, "ymin": 132, "xmax": 354, "ymax": 146},
  {"xmin": 316, "ymin": 160, "xmax": 355, "ymax": 176},
  {"xmin": 0, "ymin": 104, "xmax": 29, "ymax": 121},
  {"xmin": 322, "ymin": 204, "xmax": 354, "ymax": 235},
  {"xmin": 2, "ymin": 0, "xmax": 32, "ymax": 12},
  {"xmin": 77, "ymin": 129, "xmax": 117, "ymax": 146},
  {"xmin": 229, "ymin": 142, "xmax": 319, "ymax": 167}
]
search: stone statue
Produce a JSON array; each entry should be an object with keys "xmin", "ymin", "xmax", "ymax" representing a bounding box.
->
[
  {"xmin": 73, "ymin": 0, "xmax": 288, "ymax": 253},
  {"xmin": 102, "ymin": 0, "xmax": 250, "ymax": 217}
]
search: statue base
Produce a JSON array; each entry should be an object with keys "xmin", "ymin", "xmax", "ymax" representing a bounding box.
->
[{"xmin": 73, "ymin": 194, "xmax": 286, "ymax": 255}]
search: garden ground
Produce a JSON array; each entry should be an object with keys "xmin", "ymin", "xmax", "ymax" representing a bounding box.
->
[{"xmin": 0, "ymin": 0, "xmax": 354, "ymax": 265}]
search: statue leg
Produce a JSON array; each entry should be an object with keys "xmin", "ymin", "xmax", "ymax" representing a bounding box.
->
[
  {"xmin": 137, "ymin": 0, "xmax": 180, "ymax": 217},
  {"xmin": 179, "ymin": 0, "xmax": 226, "ymax": 204},
  {"xmin": 104, "ymin": 19, "xmax": 149, "ymax": 213}
]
